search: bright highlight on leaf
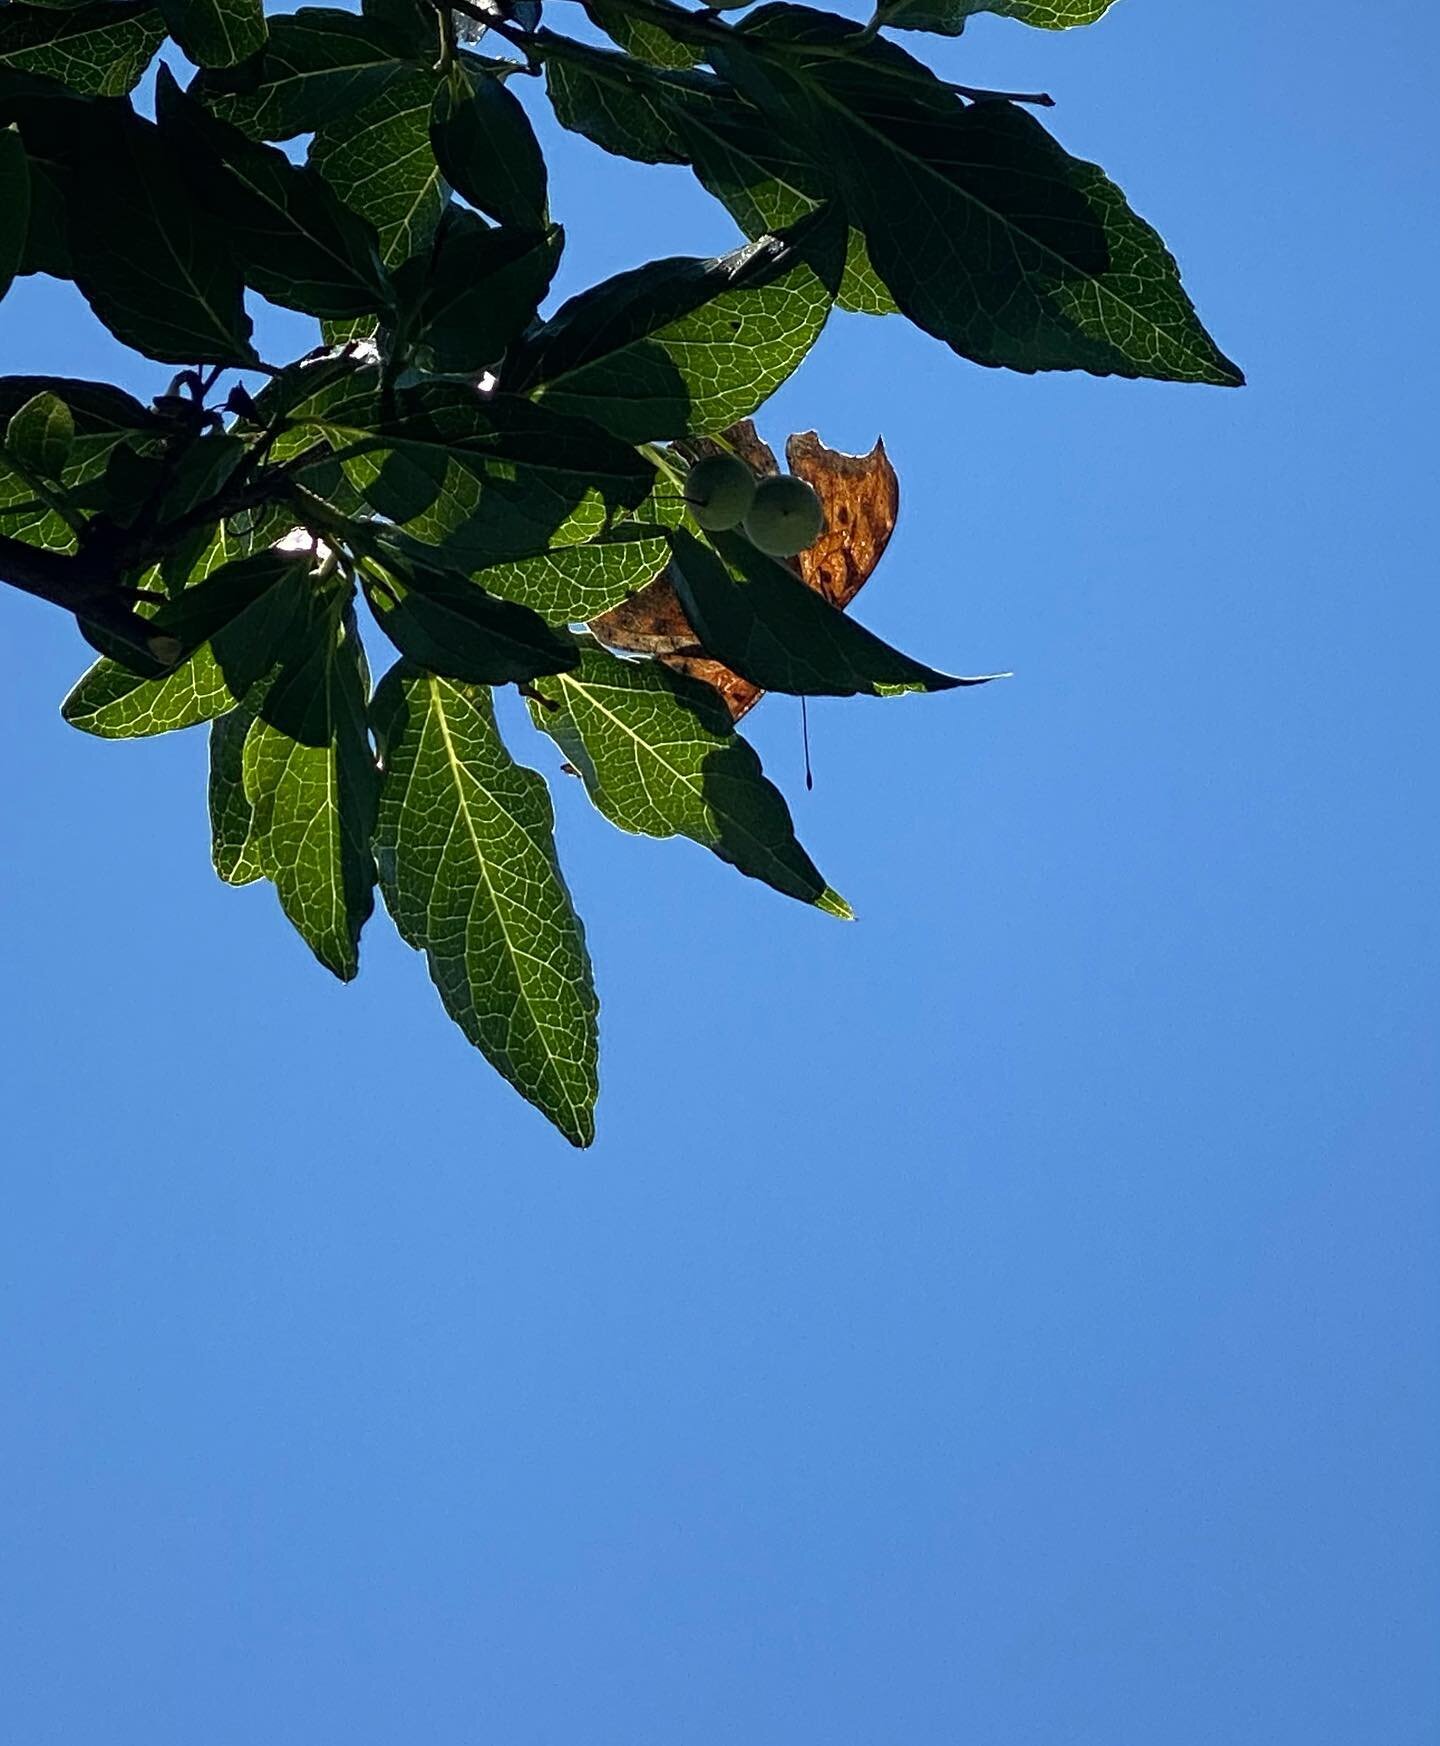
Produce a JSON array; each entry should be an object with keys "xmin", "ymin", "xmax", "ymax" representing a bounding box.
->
[{"xmin": 372, "ymin": 664, "xmax": 600, "ymax": 1147}]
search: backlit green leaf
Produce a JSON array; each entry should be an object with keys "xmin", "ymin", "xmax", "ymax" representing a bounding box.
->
[
  {"xmin": 663, "ymin": 80, "xmax": 896, "ymax": 315},
  {"xmin": 190, "ymin": 8, "xmax": 407, "ymax": 139},
  {"xmin": 543, "ymin": 36, "xmax": 691, "ymax": 166},
  {"xmin": 471, "ymin": 531, "xmax": 670, "ymax": 621},
  {"xmin": 372, "ymin": 662, "xmax": 600, "ymax": 1146},
  {"xmin": 238, "ymin": 593, "xmax": 379, "ymax": 979},
  {"xmin": 287, "ymin": 374, "xmax": 656, "ymax": 566},
  {"xmin": 309, "ymin": 64, "xmax": 445, "ymax": 269},
  {"xmin": 210, "ymin": 692, "xmax": 266, "ymax": 885},
  {"xmin": 507, "ymin": 207, "xmax": 842, "ymax": 442},
  {"xmin": 582, "ymin": 0, "xmax": 701, "ymax": 69},
  {"xmin": 63, "ymin": 548, "xmax": 313, "ymax": 739},
  {"xmin": 0, "ymin": 2, "xmax": 166, "ymax": 98},
  {"xmin": 542, "ymin": 43, "xmax": 891, "ymax": 316},
  {"xmin": 528, "ymin": 635, "xmax": 850, "ymax": 916},
  {"xmin": 880, "ymin": 0, "xmax": 1118, "ymax": 33},
  {"xmin": 157, "ymin": 0, "xmax": 266, "ymax": 68},
  {"xmin": 4, "ymin": 388, "xmax": 72, "ymax": 480},
  {"xmin": 0, "ymin": 374, "xmax": 160, "ymax": 550}
]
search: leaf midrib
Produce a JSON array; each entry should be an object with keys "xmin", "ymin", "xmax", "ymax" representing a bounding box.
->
[{"xmin": 425, "ymin": 677, "xmax": 585, "ymax": 1131}]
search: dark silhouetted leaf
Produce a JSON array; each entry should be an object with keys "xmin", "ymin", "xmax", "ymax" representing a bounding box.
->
[
  {"xmin": 0, "ymin": 126, "xmax": 28, "ymax": 304},
  {"xmin": 392, "ymin": 206, "xmax": 562, "ymax": 373},
  {"xmin": 371, "ymin": 662, "xmax": 599, "ymax": 1146},
  {"xmin": 669, "ymin": 526, "xmax": 997, "ymax": 698},
  {"xmin": 431, "ymin": 61, "xmax": 547, "ymax": 232},
  {"xmin": 150, "ymin": 429, "xmax": 248, "ymax": 523},
  {"xmin": 34, "ymin": 101, "xmax": 256, "ymax": 364},
  {"xmin": 361, "ymin": 548, "xmax": 579, "ymax": 684},
  {"xmin": 156, "ymin": 67, "xmax": 392, "ymax": 320}
]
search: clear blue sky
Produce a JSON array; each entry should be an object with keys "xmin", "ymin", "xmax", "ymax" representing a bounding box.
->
[{"xmin": 1, "ymin": 3, "xmax": 1435, "ymax": 1740}]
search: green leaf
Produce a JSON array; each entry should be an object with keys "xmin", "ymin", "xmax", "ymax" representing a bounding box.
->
[
  {"xmin": 361, "ymin": 550, "xmax": 580, "ymax": 685},
  {"xmin": 0, "ymin": 126, "xmax": 28, "ymax": 305},
  {"xmin": 582, "ymin": 0, "xmax": 701, "ymax": 69},
  {"xmin": 287, "ymin": 374, "xmax": 657, "ymax": 566},
  {"xmin": 309, "ymin": 65, "xmax": 445, "ymax": 270},
  {"xmin": 471, "ymin": 531, "xmax": 669, "ymax": 621},
  {"xmin": 392, "ymin": 206, "xmax": 562, "ymax": 374},
  {"xmin": 156, "ymin": 67, "xmax": 392, "ymax": 321},
  {"xmin": 150, "ymin": 429, "xmax": 248, "ymax": 523},
  {"xmin": 0, "ymin": 3, "xmax": 166, "ymax": 98},
  {"xmin": 31, "ymin": 101, "xmax": 255, "ymax": 365},
  {"xmin": 431, "ymin": 61, "xmax": 548, "ymax": 232},
  {"xmin": 0, "ymin": 375, "xmax": 160, "ymax": 549},
  {"xmin": 528, "ymin": 635, "xmax": 850, "ymax": 917},
  {"xmin": 669, "ymin": 528, "xmax": 999, "ymax": 698},
  {"xmin": 662, "ymin": 79, "xmax": 896, "ymax": 316},
  {"xmin": 238, "ymin": 592, "xmax": 380, "ymax": 980},
  {"xmin": 371, "ymin": 662, "xmax": 600, "ymax": 1147},
  {"xmin": 543, "ymin": 36, "xmax": 692, "ymax": 166},
  {"xmin": 210, "ymin": 692, "xmax": 266, "ymax": 885},
  {"xmin": 17, "ymin": 136, "xmax": 69, "ymax": 278},
  {"xmin": 879, "ymin": 0, "xmax": 1119, "ymax": 33},
  {"xmin": 360, "ymin": 0, "xmax": 436, "ymax": 54},
  {"xmin": 718, "ymin": 11, "xmax": 1242, "ymax": 385},
  {"xmin": 541, "ymin": 43, "xmax": 890, "ymax": 316},
  {"xmin": 507, "ymin": 206, "xmax": 842, "ymax": 442},
  {"xmin": 189, "ymin": 8, "xmax": 408, "ymax": 140},
  {"xmin": 4, "ymin": 388, "xmax": 72, "ymax": 479},
  {"xmin": 62, "ymin": 547, "xmax": 314, "ymax": 738},
  {"xmin": 157, "ymin": 0, "xmax": 266, "ymax": 67}
]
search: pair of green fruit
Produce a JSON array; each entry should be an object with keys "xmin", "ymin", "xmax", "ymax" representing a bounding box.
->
[{"xmin": 682, "ymin": 454, "xmax": 826, "ymax": 557}]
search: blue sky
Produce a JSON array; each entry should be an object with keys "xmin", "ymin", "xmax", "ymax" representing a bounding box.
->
[{"xmin": 2, "ymin": 2, "xmax": 1436, "ymax": 1741}]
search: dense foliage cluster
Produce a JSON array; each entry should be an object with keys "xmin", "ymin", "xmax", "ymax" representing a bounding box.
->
[{"xmin": 0, "ymin": 0, "xmax": 1238, "ymax": 1143}]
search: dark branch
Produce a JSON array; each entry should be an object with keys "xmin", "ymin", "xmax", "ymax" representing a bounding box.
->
[{"xmin": 0, "ymin": 531, "xmax": 162, "ymax": 655}]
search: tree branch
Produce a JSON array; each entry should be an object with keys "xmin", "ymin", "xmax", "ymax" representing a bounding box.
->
[{"xmin": 0, "ymin": 531, "xmax": 163, "ymax": 655}]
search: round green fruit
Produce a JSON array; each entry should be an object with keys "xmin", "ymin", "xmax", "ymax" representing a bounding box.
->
[
  {"xmin": 742, "ymin": 474, "xmax": 825, "ymax": 556},
  {"xmin": 683, "ymin": 453, "xmax": 757, "ymax": 531}
]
